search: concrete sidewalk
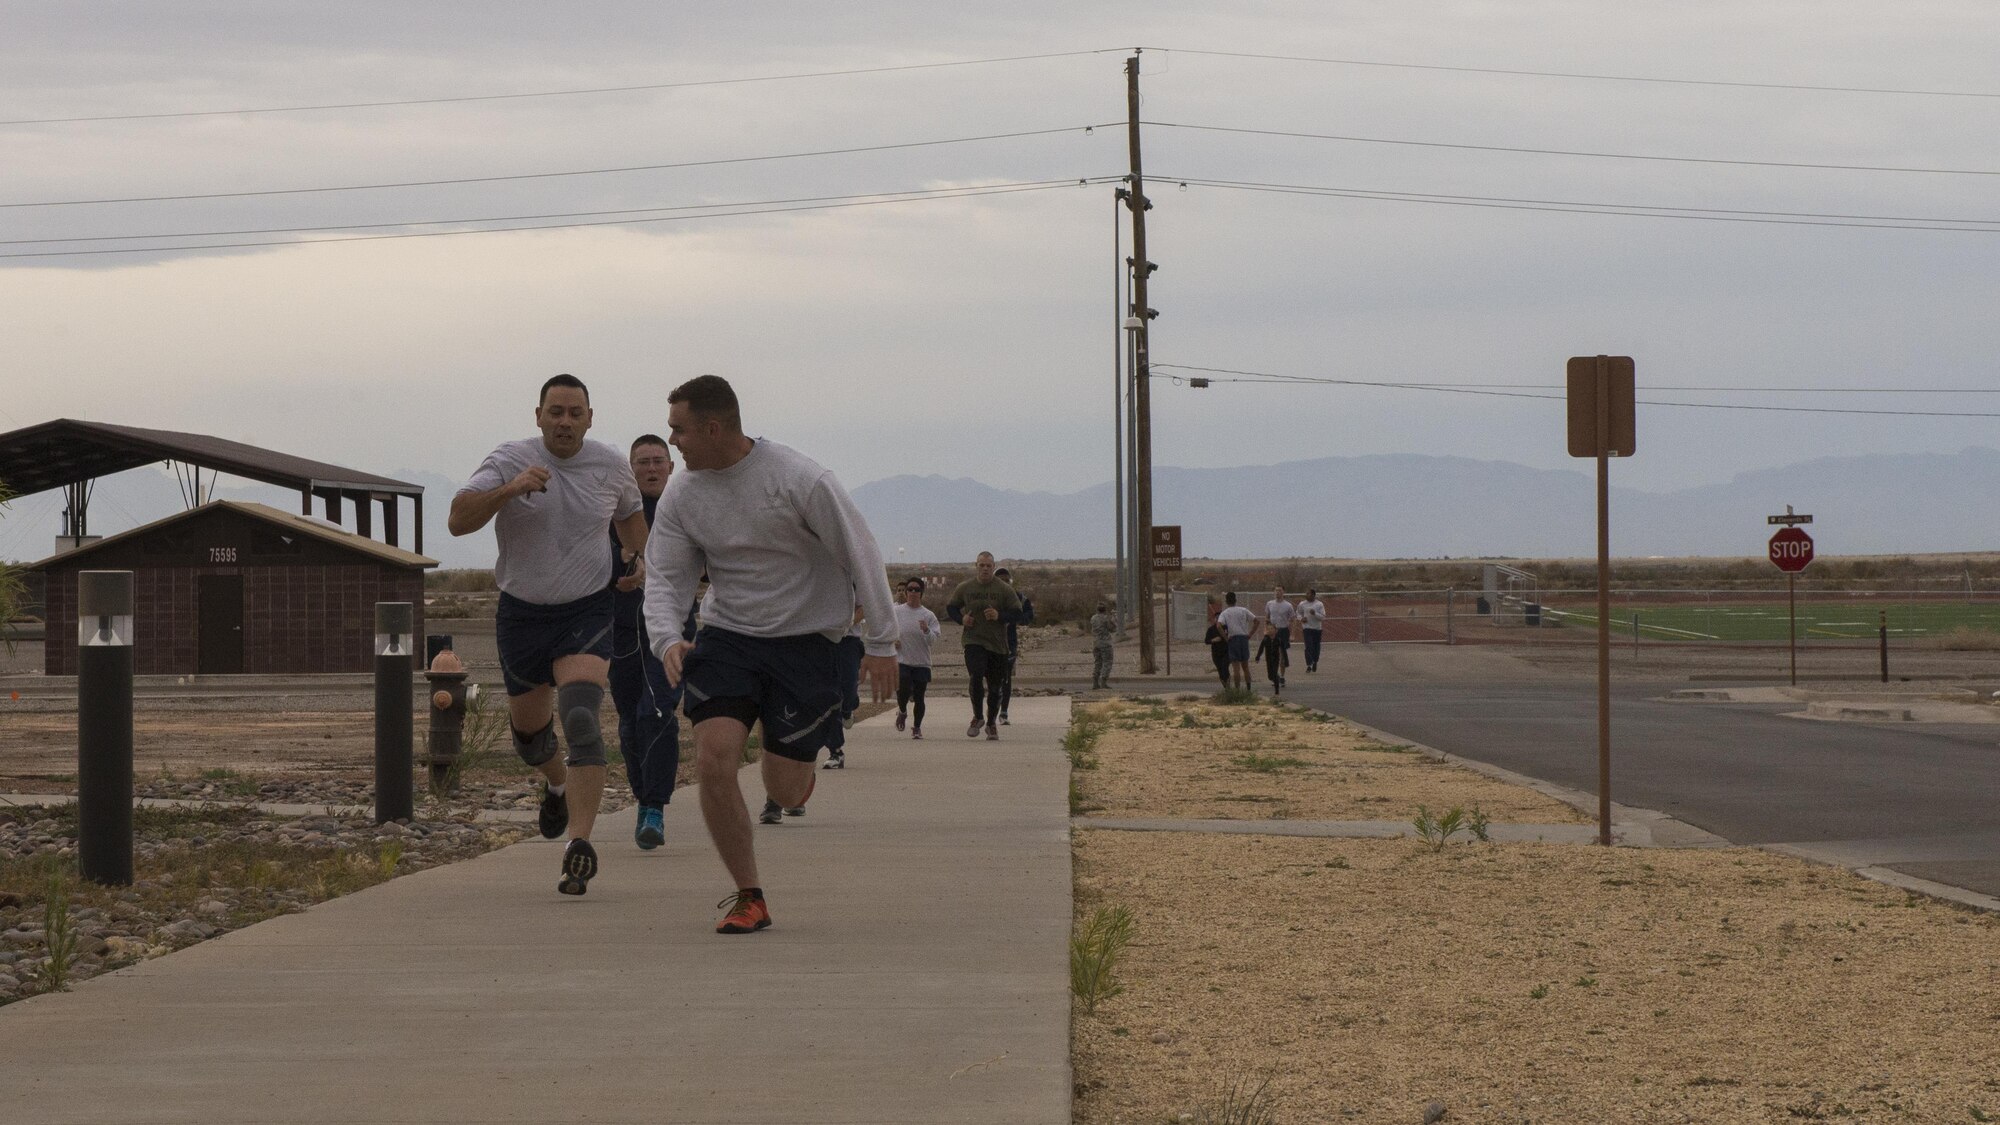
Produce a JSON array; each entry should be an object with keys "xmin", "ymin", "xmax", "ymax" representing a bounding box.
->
[{"xmin": 1, "ymin": 696, "xmax": 1075, "ymax": 1125}]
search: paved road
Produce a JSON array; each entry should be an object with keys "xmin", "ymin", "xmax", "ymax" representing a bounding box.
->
[{"xmin": 1277, "ymin": 648, "xmax": 2000, "ymax": 902}]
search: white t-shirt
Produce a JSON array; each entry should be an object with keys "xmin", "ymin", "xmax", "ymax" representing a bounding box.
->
[
  {"xmin": 1297, "ymin": 599, "xmax": 1327, "ymax": 629},
  {"xmin": 460, "ymin": 437, "xmax": 641, "ymax": 605},
  {"xmin": 1218, "ymin": 605, "xmax": 1257, "ymax": 638},
  {"xmin": 893, "ymin": 602, "xmax": 941, "ymax": 668},
  {"xmin": 1264, "ymin": 599, "xmax": 1297, "ymax": 630}
]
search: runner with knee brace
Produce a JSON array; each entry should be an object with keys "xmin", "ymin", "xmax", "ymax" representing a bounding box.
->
[
  {"xmin": 450, "ymin": 373, "xmax": 646, "ymax": 896},
  {"xmin": 644, "ymin": 375, "xmax": 897, "ymax": 934}
]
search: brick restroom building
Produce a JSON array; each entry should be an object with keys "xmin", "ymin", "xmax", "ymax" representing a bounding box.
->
[{"xmin": 34, "ymin": 500, "xmax": 435, "ymax": 676}]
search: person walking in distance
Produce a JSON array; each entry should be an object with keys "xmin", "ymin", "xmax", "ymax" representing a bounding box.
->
[
  {"xmin": 449, "ymin": 374, "xmax": 646, "ymax": 896},
  {"xmin": 643, "ymin": 375, "xmax": 897, "ymax": 934},
  {"xmin": 1263, "ymin": 587, "xmax": 1297, "ymax": 693},
  {"xmin": 992, "ymin": 567, "xmax": 1034, "ymax": 724},
  {"xmin": 1297, "ymin": 589, "xmax": 1327, "ymax": 673},
  {"xmin": 1203, "ymin": 599, "xmax": 1232, "ymax": 690},
  {"xmin": 608, "ymin": 435, "xmax": 697, "ymax": 851},
  {"xmin": 1088, "ymin": 601, "xmax": 1117, "ymax": 691},
  {"xmin": 946, "ymin": 551, "xmax": 1021, "ymax": 740},
  {"xmin": 892, "ymin": 578, "xmax": 940, "ymax": 738},
  {"xmin": 1216, "ymin": 591, "xmax": 1258, "ymax": 693}
]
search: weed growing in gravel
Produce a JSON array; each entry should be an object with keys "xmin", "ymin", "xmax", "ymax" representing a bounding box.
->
[
  {"xmin": 1412, "ymin": 805, "xmax": 1490, "ymax": 851},
  {"xmin": 1187, "ymin": 1076, "xmax": 1278, "ymax": 1125},
  {"xmin": 37, "ymin": 870, "xmax": 80, "ymax": 992},
  {"xmin": 429, "ymin": 686, "xmax": 508, "ymax": 798},
  {"xmin": 1214, "ymin": 687, "xmax": 1258, "ymax": 706},
  {"xmin": 376, "ymin": 840, "xmax": 404, "ymax": 877},
  {"xmin": 1071, "ymin": 903, "xmax": 1135, "ymax": 1015}
]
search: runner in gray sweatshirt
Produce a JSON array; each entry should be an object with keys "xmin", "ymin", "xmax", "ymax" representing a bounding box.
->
[{"xmin": 643, "ymin": 375, "xmax": 897, "ymax": 934}]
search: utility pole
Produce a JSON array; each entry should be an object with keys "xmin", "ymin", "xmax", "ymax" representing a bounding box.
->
[{"xmin": 1124, "ymin": 52, "xmax": 1158, "ymax": 673}]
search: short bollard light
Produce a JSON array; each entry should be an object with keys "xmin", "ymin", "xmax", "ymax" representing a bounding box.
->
[
  {"xmin": 373, "ymin": 602, "xmax": 414, "ymax": 824},
  {"xmin": 425, "ymin": 648, "xmax": 469, "ymax": 795},
  {"xmin": 77, "ymin": 570, "xmax": 135, "ymax": 886}
]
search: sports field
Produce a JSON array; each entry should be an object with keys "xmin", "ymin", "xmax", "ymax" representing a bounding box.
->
[{"xmin": 1544, "ymin": 598, "xmax": 2000, "ymax": 642}]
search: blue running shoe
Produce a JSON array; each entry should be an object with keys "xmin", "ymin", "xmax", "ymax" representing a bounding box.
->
[{"xmin": 635, "ymin": 805, "xmax": 665, "ymax": 850}]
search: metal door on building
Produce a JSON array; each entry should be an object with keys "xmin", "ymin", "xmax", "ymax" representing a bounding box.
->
[{"xmin": 197, "ymin": 574, "xmax": 244, "ymax": 674}]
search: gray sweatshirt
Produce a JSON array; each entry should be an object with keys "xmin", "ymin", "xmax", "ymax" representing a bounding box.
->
[{"xmin": 643, "ymin": 439, "xmax": 897, "ymax": 659}]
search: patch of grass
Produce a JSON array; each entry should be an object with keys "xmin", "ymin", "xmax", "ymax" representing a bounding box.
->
[
  {"xmin": 1070, "ymin": 903, "xmax": 1136, "ymax": 1015},
  {"xmin": 1214, "ymin": 687, "xmax": 1259, "ymax": 706},
  {"xmin": 1064, "ymin": 710, "xmax": 1108, "ymax": 770},
  {"xmin": 1352, "ymin": 740, "xmax": 1413, "ymax": 754},
  {"xmin": 1529, "ymin": 983, "xmax": 1549, "ymax": 999},
  {"xmin": 1187, "ymin": 1076, "xmax": 1279, "ymax": 1125},
  {"xmin": 1231, "ymin": 752, "xmax": 1313, "ymax": 773}
]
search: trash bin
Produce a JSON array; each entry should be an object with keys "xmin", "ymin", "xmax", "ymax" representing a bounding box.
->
[
  {"xmin": 1523, "ymin": 603, "xmax": 1541, "ymax": 627},
  {"xmin": 425, "ymin": 634, "xmax": 454, "ymax": 666},
  {"xmin": 1475, "ymin": 596, "xmax": 1491, "ymax": 615}
]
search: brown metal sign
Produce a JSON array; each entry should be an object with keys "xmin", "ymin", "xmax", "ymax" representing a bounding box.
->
[
  {"xmin": 1566, "ymin": 355, "xmax": 1636, "ymax": 458},
  {"xmin": 1151, "ymin": 525, "xmax": 1182, "ymax": 571}
]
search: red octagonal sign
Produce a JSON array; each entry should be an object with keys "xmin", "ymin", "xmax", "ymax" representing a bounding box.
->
[{"xmin": 1769, "ymin": 526, "xmax": 1815, "ymax": 572}]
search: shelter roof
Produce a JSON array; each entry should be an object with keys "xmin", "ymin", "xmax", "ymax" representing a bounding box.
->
[{"xmin": 0, "ymin": 418, "xmax": 420, "ymax": 499}]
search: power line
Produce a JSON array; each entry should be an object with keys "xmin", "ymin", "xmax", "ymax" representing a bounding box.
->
[
  {"xmin": 1150, "ymin": 365, "xmax": 2000, "ymax": 418},
  {"xmin": 1148, "ymin": 48, "xmax": 2000, "ymax": 100},
  {"xmin": 0, "ymin": 178, "xmax": 1122, "ymax": 260},
  {"xmin": 1, "ymin": 179, "xmax": 1105, "ymax": 246},
  {"xmin": 2, "ymin": 124, "xmax": 1117, "ymax": 209},
  {"xmin": 1163, "ymin": 176, "xmax": 2000, "ymax": 233},
  {"xmin": 1147, "ymin": 121, "xmax": 2000, "ymax": 178},
  {"xmin": 1, "ymin": 50, "xmax": 1119, "ymax": 127}
]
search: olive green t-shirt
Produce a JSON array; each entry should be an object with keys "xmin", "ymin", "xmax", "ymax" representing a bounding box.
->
[{"xmin": 947, "ymin": 577, "xmax": 1022, "ymax": 655}]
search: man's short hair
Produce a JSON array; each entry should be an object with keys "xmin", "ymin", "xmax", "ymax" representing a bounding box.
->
[
  {"xmin": 630, "ymin": 434, "xmax": 670, "ymax": 457},
  {"xmin": 1307, "ymin": 589, "xmax": 1317, "ymax": 599},
  {"xmin": 668, "ymin": 374, "xmax": 741, "ymax": 430},
  {"xmin": 540, "ymin": 373, "xmax": 589, "ymax": 405},
  {"xmin": 905, "ymin": 577, "xmax": 926, "ymax": 590},
  {"xmin": 1225, "ymin": 591, "xmax": 1237, "ymax": 606},
  {"xmin": 1096, "ymin": 602, "xmax": 1107, "ymax": 612}
]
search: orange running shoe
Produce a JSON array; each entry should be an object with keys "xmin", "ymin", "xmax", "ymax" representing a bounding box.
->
[{"xmin": 716, "ymin": 889, "xmax": 771, "ymax": 934}]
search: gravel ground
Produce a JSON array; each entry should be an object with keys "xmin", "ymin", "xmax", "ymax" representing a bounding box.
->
[
  {"xmin": 0, "ymin": 800, "xmax": 534, "ymax": 1006},
  {"xmin": 1069, "ymin": 699, "xmax": 2000, "ymax": 1125}
]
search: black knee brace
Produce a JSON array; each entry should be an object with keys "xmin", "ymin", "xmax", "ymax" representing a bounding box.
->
[
  {"xmin": 513, "ymin": 720, "xmax": 558, "ymax": 767},
  {"xmin": 557, "ymin": 681, "xmax": 607, "ymax": 767}
]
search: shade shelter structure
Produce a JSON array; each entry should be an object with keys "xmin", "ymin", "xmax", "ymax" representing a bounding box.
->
[
  {"xmin": 31, "ymin": 501, "xmax": 435, "ymax": 677},
  {"xmin": 0, "ymin": 418, "xmax": 425, "ymax": 554}
]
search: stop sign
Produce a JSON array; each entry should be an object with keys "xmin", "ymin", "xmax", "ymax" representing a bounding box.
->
[{"xmin": 1769, "ymin": 526, "xmax": 1815, "ymax": 572}]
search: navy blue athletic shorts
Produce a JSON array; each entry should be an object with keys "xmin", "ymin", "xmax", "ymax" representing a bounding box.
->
[
  {"xmin": 496, "ymin": 589, "xmax": 615, "ymax": 697},
  {"xmin": 1227, "ymin": 634, "xmax": 1251, "ymax": 663},
  {"xmin": 680, "ymin": 626, "xmax": 841, "ymax": 763}
]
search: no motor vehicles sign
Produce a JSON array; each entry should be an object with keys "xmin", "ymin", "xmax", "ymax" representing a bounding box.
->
[{"xmin": 1769, "ymin": 526, "xmax": 1814, "ymax": 572}]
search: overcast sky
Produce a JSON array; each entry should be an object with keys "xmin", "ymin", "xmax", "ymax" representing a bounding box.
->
[{"xmin": 5, "ymin": 2, "xmax": 1999, "ymax": 553}]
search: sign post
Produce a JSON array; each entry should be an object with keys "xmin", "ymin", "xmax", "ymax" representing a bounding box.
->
[
  {"xmin": 1767, "ymin": 510, "xmax": 1815, "ymax": 685},
  {"xmin": 1152, "ymin": 526, "xmax": 1182, "ymax": 675},
  {"xmin": 1567, "ymin": 355, "xmax": 1635, "ymax": 848}
]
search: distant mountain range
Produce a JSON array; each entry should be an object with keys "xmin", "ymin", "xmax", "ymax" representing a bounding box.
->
[
  {"xmin": 850, "ymin": 448, "xmax": 2000, "ymax": 563},
  {"xmin": 6, "ymin": 450, "xmax": 1997, "ymax": 569}
]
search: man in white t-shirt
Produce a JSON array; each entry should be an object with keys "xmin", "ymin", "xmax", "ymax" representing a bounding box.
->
[
  {"xmin": 1297, "ymin": 589, "xmax": 1328, "ymax": 673},
  {"xmin": 1216, "ymin": 591, "xmax": 1258, "ymax": 692},
  {"xmin": 449, "ymin": 373, "xmax": 647, "ymax": 897},
  {"xmin": 1262, "ymin": 588, "xmax": 1297, "ymax": 693},
  {"xmin": 891, "ymin": 578, "xmax": 941, "ymax": 739}
]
